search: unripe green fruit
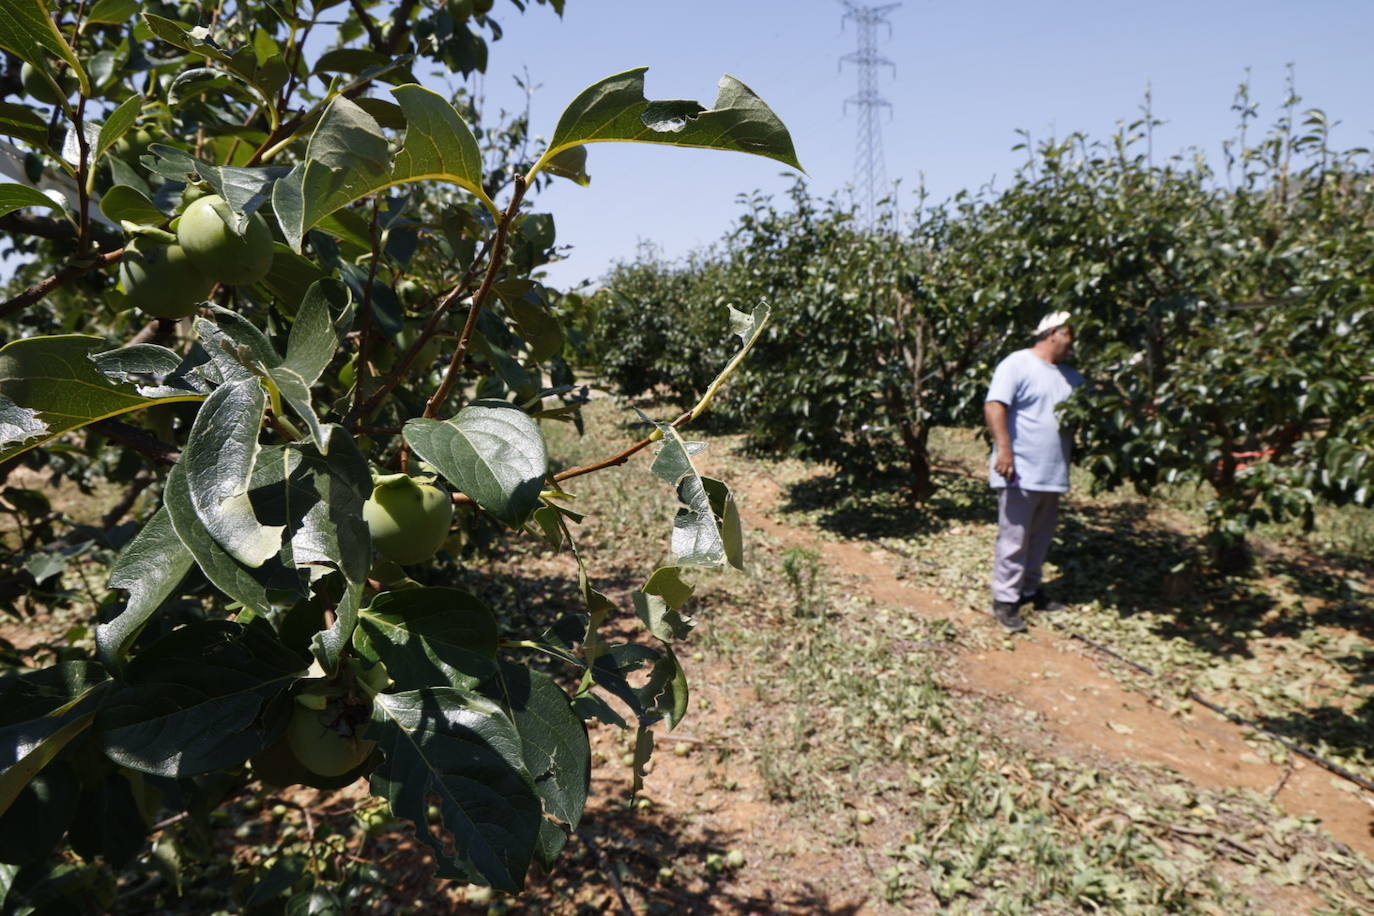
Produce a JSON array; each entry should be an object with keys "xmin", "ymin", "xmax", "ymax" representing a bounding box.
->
[
  {"xmin": 396, "ymin": 322, "xmax": 442, "ymax": 370},
  {"xmin": 113, "ymin": 127, "xmax": 156, "ymax": 164},
  {"xmin": 177, "ymin": 194, "xmax": 274, "ymax": 285},
  {"xmin": 286, "ymin": 703, "xmax": 375, "ymax": 778},
  {"xmin": 180, "ymin": 182, "xmax": 211, "ymax": 207},
  {"xmin": 20, "ymin": 62, "xmax": 77, "ymax": 105},
  {"xmin": 119, "ymin": 236, "xmax": 214, "ymax": 319},
  {"xmin": 363, "ymin": 473, "xmax": 454, "ymax": 565},
  {"xmin": 397, "ymin": 279, "xmax": 427, "ymax": 308}
]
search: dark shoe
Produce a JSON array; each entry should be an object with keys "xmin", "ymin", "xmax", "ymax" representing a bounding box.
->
[
  {"xmin": 992, "ymin": 600, "xmax": 1028, "ymax": 633},
  {"xmin": 1021, "ymin": 590, "xmax": 1068, "ymax": 612}
]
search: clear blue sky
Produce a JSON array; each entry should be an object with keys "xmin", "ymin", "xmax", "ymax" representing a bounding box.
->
[{"xmin": 459, "ymin": 0, "xmax": 1374, "ymax": 289}]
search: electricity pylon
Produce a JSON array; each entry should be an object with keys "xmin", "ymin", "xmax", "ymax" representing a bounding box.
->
[{"xmin": 840, "ymin": 1, "xmax": 899, "ymax": 228}]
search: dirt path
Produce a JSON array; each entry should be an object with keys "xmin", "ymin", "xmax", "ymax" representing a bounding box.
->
[{"xmin": 729, "ymin": 467, "xmax": 1374, "ymax": 860}]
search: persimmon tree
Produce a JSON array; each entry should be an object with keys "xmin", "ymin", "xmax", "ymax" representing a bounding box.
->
[
  {"xmin": 588, "ymin": 91, "xmax": 1374, "ymax": 566},
  {"xmin": 0, "ymin": 0, "xmax": 800, "ymax": 908}
]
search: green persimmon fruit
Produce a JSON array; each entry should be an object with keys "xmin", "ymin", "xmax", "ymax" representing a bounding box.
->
[
  {"xmin": 177, "ymin": 194, "xmax": 274, "ymax": 285},
  {"xmin": 363, "ymin": 473, "xmax": 454, "ymax": 565},
  {"xmin": 20, "ymin": 62, "xmax": 77, "ymax": 105},
  {"xmin": 180, "ymin": 182, "xmax": 211, "ymax": 207},
  {"xmin": 118, "ymin": 236, "xmax": 214, "ymax": 319},
  {"xmin": 396, "ymin": 322, "xmax": 442, "ymax": 370},
  {"xmin": 397, "ymin": 279, "xmax": 427, "ymax": 307},
  {"xmin": 113, "ymin": 127, "xmax": 156, "ymax": 165},
  {"xmin": 286, "ymin": 702, "xmax": 376, "ymax": 778}
]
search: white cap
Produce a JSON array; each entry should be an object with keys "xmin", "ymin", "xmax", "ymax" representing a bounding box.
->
[{"xmin": 1035, "ymin": 310, "xmax": 1071, "ymax": 335}]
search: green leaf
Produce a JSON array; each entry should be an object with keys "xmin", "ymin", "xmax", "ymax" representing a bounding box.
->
[
  {"xmin": 0, "ymin": 0, "xmax": 89, "ymax": 96},
  {"xmin": 97, "ymin": 507, "xmax": 195, "ymax": 672},
  {"xmin": 368, "ymin": 689, "xmax": 542, "ymax": 892},
  {"xmin": 631, "ymin": 566, "xmax": 697, "ymax": 643},
  {"xmin": 95, "ymin": 94, "xmax": 143, "ymax": 159},
  {"xmin": 260, "ymin": 243, "xmax": 331, "ymax": 315},
  {"xmin": 167, "ymin": 67, "xmax": 259, "ymax": 110},
  {"xmin": 140, "ymin": 13, "xmax": 232, "ymax": 63},
  {"xmin": 66, "ymin": 770, "xmax": 148, "ymax": 869},
  {"xmin": 640, "ymin": 645, "xmax": 688, "ymax": 729},
  {"xmin": 164, "ymin": 452, "xmax": 308, "ymax": 613},
  {"xmin": 389, "ymin": 83, "xmax": 492, "ymax": 211},
  {"xmin": 701, "ymin": 477, "xmax": 744, "ymax": 570},
  {"xmin": 272, "ymin": 86, "xmax": 495, "ymax": 251},
  {"xmin": 98, "ymin": 620, "xmax": 307, "ymax": 777},
  {"xmin": 645, "ymin": 422, "xmax": 727, "ymax": 567},
  {"xmin": 354, "ymin": 588, "xmax": 500, "ymax": 691},
  {"xmin": 481, "ymin": 663, "xmax": 588, "ymax": 861},
  {"xmin": 0, "ymin": 335, "xmax": 204, "ymax": 463},
  {"xmin": 0, "ymin": 711, "xmax": 96, "ymax": 821},
  {"xmin": 194, "ymin": 308, "xmax": 280, "ymax": 378},
  {"xmin": 0, "ymin": 102, "xmax": 53, "ymax": 151},
  {"xmin": 404, "ymin": 401, "xmax": 548, "ymax": 528},
  {"xmin": 182, "ymin": 376, "xmax": 283, "ymax": 568},
  {"xmin": 283, "ymin": 279, "xmax": 347, "ymax": 388},
  {"xmin": 0, "ymin": 664, "xmax": 111, "ymax": 820},
  {"xmin": 141, "ymin": 145, "xmax": 288, "ymax": 231},
  {"xmin": 98, "ymin": 185, "xmax": 164, "ymax": 224},
  {"xmin": 271, "ymin": 97, "xmax": 389, "ymax": 252},
  {"xmin": 530, "ymin": 68, "xmax": 802, "ymax": 182},
  {"xmin": 86, "ymin": 0, "xmax": 139, "ymax": 24},
  {"xmin": 0, "ymin": 182, "xmax": 65, "ymax": 220},
  {"xmin": 542, "ymin": 144, "xmax": 588, "ymax": 186},
  {"xmin": 505, "ymin": 285, "xmax": 563, "ymax": 361}
]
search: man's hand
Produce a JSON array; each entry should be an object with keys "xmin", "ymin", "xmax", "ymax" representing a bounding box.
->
[
  {"xmin": 993, "ymin": 449, "xmax": 1016, "ymax": 482},
  {"xmin": 984, "ymin": 400, "xmax": 1016, "ymax": 483}
]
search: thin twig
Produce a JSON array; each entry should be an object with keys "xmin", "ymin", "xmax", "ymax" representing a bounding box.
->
[
  {"xmin": 422, "ymin": 176, "xmax": 529, "ymax": 420},
  {"xmin": 552, "ymin": 407, "xmax": 693, "ymax": 485},
  {"xmin": 349, "ymin": 199, "xmax": 383, "ymax": 424},
  {"xmin": 91, "ymin": 419, "xmax": 179, "ymax": 465},
  {"xmin": 0, "ymin": 249, "xmax": 124, "ymax": 321},
  {"xmin": 127, "ymin": 317, "xmax": 179, "ymax": 347},
  {"xmin": 576, "ymin": 829, "xmax": 636, "ymax": 916},
  {"xmin": 100, "ymin": 469, "xmax": 158, "ymax": 529},
  {"xmin": 348, "ymin": 237, "xmax": 496, "ymax": 425}
]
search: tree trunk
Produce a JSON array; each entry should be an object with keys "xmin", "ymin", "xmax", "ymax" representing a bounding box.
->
[{"xmin": 898, "ymin": 419, "xmax": 936, "ymax": 503}]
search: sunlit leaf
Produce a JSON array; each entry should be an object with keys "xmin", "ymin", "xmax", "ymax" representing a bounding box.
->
[
  {"xmin": 0, "ymin": 335, "xmax": 204, "ymax": 463},
  {"xmin": 530, "ymin": 68, "xmax": 802, "ymax": 182},
  {"xmin": 0, "ymin": 0, "xmax": 89, "ymax": 96},
  {"xmin": 404, "ymin": 401, "xmax": 547, "ymax": 528}
]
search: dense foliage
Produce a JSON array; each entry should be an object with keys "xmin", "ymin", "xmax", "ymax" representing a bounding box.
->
[
  {"xmin": 586, "ymin": 85, "xmax": 1374, "ymax": 565},
  {"xmin": 0, "ymin": 0, "xmax": 800, "ymax": 908}
]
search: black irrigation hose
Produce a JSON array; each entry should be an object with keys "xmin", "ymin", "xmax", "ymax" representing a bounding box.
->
[{"xmin": 874, "ymin": 541, "xmax": 1374, "ymax": 797}]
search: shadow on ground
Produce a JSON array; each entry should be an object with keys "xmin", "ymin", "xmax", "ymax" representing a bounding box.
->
[
  {"xmin": 780, "ymin": 464, "xmax": 1374, "ymax": 779},
  {"xmin": 525, "ymin": 810, "xmax": 865, "ymax": 916}
]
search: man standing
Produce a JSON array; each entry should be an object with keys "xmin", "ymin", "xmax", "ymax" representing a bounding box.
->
[{"xmin": 984, "ymin": 311, "xmax": 1084, "ymax": 632}]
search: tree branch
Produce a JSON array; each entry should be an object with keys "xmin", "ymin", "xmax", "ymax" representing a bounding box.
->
[
  {"xmin": 0, "ymin": 248, "xmax": 124, "ymax": 321},
  {"xmin": 348, "ymin": 234, "xmax": 496, "ymax": 424},
  {"xmin": 91, "ymin": 419, "xmax": 180, "ymax": 466},
  {"xmin": 422, "ymin": 176, "xmax": 528, "ymax": 420}
]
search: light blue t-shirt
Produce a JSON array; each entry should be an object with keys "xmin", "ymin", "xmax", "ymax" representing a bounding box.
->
[{"xmin": 985, "ymin": 349, "xmax": 1085, "ymax": 492}]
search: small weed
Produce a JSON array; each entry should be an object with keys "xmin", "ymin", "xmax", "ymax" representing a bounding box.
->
[{"xmin": 780, "ymin": 546, "xmax": 824, "ymax": 618}]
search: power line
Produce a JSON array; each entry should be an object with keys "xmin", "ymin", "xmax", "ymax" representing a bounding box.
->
[{"xmin": 840, "ymin": 1, "xmax": 900, "ymax": 228}]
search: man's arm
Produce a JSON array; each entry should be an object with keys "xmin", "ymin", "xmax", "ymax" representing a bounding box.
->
[{"xmin": 985, "ymin": 400, "xmax": 1015, "ymax": 482}]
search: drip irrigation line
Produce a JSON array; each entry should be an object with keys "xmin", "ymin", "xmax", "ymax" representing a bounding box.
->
[{"xmin": 873, "ymin": 540, "xmax": 1374, "ymax": 797}]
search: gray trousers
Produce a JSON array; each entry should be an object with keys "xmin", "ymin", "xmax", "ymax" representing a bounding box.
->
[{"xmin": 991, "ymin": 488, "xmax": 1061, "ymax": 604}]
